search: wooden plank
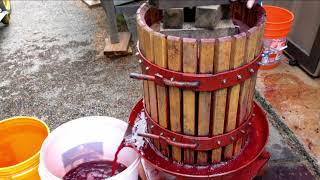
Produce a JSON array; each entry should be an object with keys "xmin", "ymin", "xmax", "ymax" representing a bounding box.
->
[
  {"xmin": 104, "ymin": 32, "xmax": 131, "ymax": 56},
  {"xmin": 105, "ymin": 46, "xmax": 133, "ymax": 58},
  {"xmin": 167, "ymin": 36, "xmax": 183, "ymax": 162},
  {"xmin": 246, "ymin": 8, "xmax": 255, "ymax": 27},
  {"xmin": 137, "ymin": 20, "xmax": 150, "ymax": 114},
  {"xmin": 81, "ymin": 0, "xmax": 101, "ymax": 7},
  {"xmin": 223, "ymin": 33, "xmax": 246, "ymax": 160},
  {"xmin": 211, "ymin": 37, "xmax": 232, "ymax": 163},
  {"xmin": 197, "ymin": 39, "xmax": 215, "ymax": 165},
  {"xmin": 243, "ymin": 27, "xmax": 259, "ymax": 149},
  {"xmin": 144, "ymin": 28, "xmax": 158, "ymax": 122},
  {"xmin": 234, "ymin": 27, "xmax": 259, "ymax": 155},
  {"xmin": 243, "ymin": 27, "xmax": 259, "ymax": 119},
  {"xmin": 247, "ymin": 23, "xmax": 265, "ymax": 117},
  {"xmin": 231, "ymin": 2, "xmax": 241, "ymax": 20},
  {"xmin": 148, "ymin": 6, "xmax": 161, "ymax": 25},
  {"xmin": 255, "ymin": 23, "xmax": 265, "ymax": 57},
  {"xmin": 114, "ymin": 0, "xmax": 135, "ymax": 6},
  {"xmin": 241, "ymin": 3, "xmax": 247, "ymax": 23},
  {"xmin": 182, "ymin": 38, "xmax": 198, "ymax": 164},
  {"xmin": 153, "ymin": 32, "xmax": 170, "ymax": 157},
  {"xmin": 144, "ymin": 27, "xmax": 160, "ymax": 149}
]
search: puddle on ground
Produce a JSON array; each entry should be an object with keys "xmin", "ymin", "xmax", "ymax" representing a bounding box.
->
[{"xmin": 261, "ymin": 73, "xmax": 320, "ymax": 162}]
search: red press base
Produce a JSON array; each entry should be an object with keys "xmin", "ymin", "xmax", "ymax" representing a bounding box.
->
[{"xmin": 128, "ymin": 99, "xmax": 270, "ymax": 180}]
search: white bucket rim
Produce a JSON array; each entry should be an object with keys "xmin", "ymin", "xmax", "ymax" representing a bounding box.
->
[{"xmin": 39, "ymin": 116, "xmax": 141, "ymax": 180}]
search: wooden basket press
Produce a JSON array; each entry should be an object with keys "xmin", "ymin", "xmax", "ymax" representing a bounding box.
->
[{"xmin": 131, "ymin": 2, "xmax": 266, "ymax": 165}]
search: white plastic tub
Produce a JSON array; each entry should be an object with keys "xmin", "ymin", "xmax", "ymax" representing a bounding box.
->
[{"xmin": 39, "ymin": 116, "xmax": 140, "ymax": 180}]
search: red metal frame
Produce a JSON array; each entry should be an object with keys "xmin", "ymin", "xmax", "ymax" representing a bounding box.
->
[
  {"xmin": 130, "ymin": 44, "xmax": 261, "ymax": 91},
  {"xmin": 138, "ymin": 109, "xmax": 252, "ymax": 151},
  {"xmin": 128, "ymin": 99, "xmax": 270, "ymax": 179}
]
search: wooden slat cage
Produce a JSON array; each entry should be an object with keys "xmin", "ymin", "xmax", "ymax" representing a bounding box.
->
[{"xmin": 136, "ymin": 2, "xmax": 266, "ymax": 165}]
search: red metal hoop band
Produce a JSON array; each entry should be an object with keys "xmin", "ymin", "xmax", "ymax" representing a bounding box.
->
[
  {"xmin": 130, "ymin": 44, "xmax": 261, "ymax": 92},
  {"xmin": 138, "ymin": 109, "xmax": 253, "ymax": 151}
]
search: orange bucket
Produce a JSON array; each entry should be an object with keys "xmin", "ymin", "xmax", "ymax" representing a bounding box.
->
[
  {"xmin": 0, "ymin": 117, "xmax": 49, "ymax": 179},
  {"xmin": 260, "ymin": 5, "xmax": 294, "ymax": 70}
]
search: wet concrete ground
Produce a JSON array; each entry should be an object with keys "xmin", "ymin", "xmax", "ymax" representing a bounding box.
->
[
  {"xmin": 256, "ymin": 59, "xmax": 320, "ymax": 179},
  {"xmin": 257, "ymin": 59, "xmax": 320, "ymax": 167},
  {"xmin": 0, "ymin": 1, "xmax": 141, "ymax": 129},
  {"xmin": 260, "ymin": 115, "xmax": 318, "ymax": 179},
  {"xmin": 0, "ymin": 1, "xmax": 319, "ymax": 179}
]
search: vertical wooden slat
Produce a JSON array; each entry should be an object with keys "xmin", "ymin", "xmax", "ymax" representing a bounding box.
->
[
  {"xmin": 167, "ymin": 36, "xmax": 183, "ymax": 162},
  {"xmin": 223, "ymin": 33, "xmax": 246, "ymax": 160},
  {"xmin": 243, "ymin": 27, "xmax": 259, "ymax": 119},
  {"xmin": 234, "ymin": 27, "xmax": 259, "ymax": 155},
  {"xmin": 144, "ymin": 27, "xmax": 160, "ymax": 149},
  {"xmin": 231, "ymin": 2, "xmax": 242, "ymax": 21},
  {"xmin": 211, "ymin": 37, "xmax": 232, "ymax": 162},
  {"xmin": 241, "ymin": 3, "xmax": 247, "ymax": 23},
  {"xmin": 144, "ymin": 28, "xmax": 158, "ymax": 121},
  {"xmin": 197, "ymin": 39, "xmax": 215, "ymax": 164},
  {"xmin": 255, "ymin": 23, "xmax": 265, "ymax": 57},
  {"xmin": 246, "ymin": 8, "xmax": 255, "ymax": 27},
  {"xmin": 244, "ymin": 57, "xmax": 259, "ymax": 148},
  {"xmin": 247, "ymin": 23, "xmax": 265, "ymax": 117},
  {"xmin": 182, "ymin": 38, "xmax": 198, "ymax": 164},
  {"xmin": 153, "ymin": 32, "xmax": 170, "ymax": 157},
  {"xmin": 137, "ymin": 17, "xmax": 151, "ymax": 114},
  {"xmin": 150, "ymin": 8, "xmax": 161, "ymax": 24}
]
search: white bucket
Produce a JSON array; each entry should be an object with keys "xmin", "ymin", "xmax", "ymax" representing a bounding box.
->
[{"xmin": 39, "ymin": 116, "xmax": 140, "ymax": 180}]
